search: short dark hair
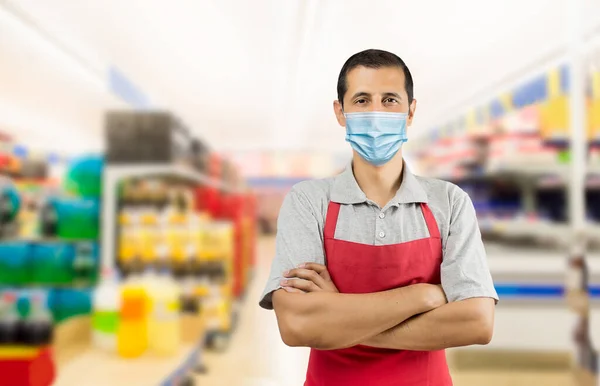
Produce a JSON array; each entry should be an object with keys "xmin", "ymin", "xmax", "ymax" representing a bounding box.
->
[{"xmin": 337, "ymin": 49, "xmax": 414, "ymax": 107}]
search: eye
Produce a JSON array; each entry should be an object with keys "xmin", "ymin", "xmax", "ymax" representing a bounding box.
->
[
  {"xmin": 384, "ymin": 97, "xmax": 399, "ymax": 104},
  {"xmin": 355, "ymin": 98, "xmax": 367, "ymax": 104}
]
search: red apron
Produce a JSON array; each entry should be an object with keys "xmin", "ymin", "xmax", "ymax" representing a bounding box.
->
[{"xmin": 305, "ymin": 201, "xmax": 452, "ymax": 386}]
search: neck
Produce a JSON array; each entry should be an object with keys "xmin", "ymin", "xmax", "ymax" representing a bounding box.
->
[{"xmin": 352, "ymin": 152, "xmax": 404, "ymax": 208}]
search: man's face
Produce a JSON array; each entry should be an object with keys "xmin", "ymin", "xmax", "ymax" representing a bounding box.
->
[{"xmin": 334, "ymin": 66, "xmax": 416, "ymax": 128}]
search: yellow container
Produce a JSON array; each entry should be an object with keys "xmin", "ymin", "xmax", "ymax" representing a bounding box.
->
[
  {"xmin": 167, "ymin": 226, "xmax": 189, "ymax": 263},
  {"xmin": 117, "ymin": 286, "xmax": 148, "ymax": 358},
  {"xmin": 139, "ymin": 228, "xmax": 159, "ymax": 264},
  {"xmin": 119, "ymin": 228, "xmax": 138, "ymax": 263},
  {"xmin": 540, "ymin": 95, "xmax": 569, "ymax": 141},
  {"xmin": 147, "ymin": 278, "xmax": 180, "ymax": 356},
  {"xmin": 199, "ymin": 222, "xmax": 234, "ymax": 261},
  {"xmin": 140, "ymin": 212, "xmax": 158, "ymax": 226}
]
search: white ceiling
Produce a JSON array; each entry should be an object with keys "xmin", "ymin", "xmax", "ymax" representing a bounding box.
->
[{"xmin": 3, "ymin": 0, "xmax": 600, "ymax": 154}]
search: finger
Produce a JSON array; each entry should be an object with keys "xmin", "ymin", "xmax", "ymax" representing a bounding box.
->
[
  {"xmin": 299, "ymin": 263, "xmax": 332, "ymax": 281},
  {"xmin": 298, "ymin": 263, "xmax": 328, "ymax": 274},
  {"xmin": 280, "ymin": 278, "xmax": 320, "ymax": 293},
  {"xmin": 284, "ymin": 269, "xmax": 327, "ymax": 288},
  {"xmin": 282, "ymin": 286, "xmax": 305, "ymax": 294}
]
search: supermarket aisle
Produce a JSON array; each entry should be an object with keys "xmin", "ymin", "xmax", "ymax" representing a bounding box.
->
[
  {"xmin": 197, "ymin": 236, "xmax": 578, "ymax": 386},
  {"xmin": 195, "ymin": 237, "xmax": 309, "ymax": 386}
]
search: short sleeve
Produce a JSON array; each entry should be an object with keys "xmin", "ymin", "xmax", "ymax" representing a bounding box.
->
[
  {"xmin": 258, "ymin": 188, "xmax": 326, "ymax": 310},
  {"xmin": 441, "ymin": 190, "xmax": 499, "ymax": 303}
]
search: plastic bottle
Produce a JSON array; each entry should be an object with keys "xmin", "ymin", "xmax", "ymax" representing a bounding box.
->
[
  {"xmin": 117, "ymin": 274, "xmax": 148, "ymax": 358},
  {"xmin": 0, "ymin": 291, "xmax": 21, "ymax": 344},
  {"xmin": 148, "ymin": 269, "xmax": 180, "ymax": 356},
  {"xmin": 72, "ymin": 242, "xmax": 97, "ymax": 287},
  {"xmin": 20, "ymin": 290, "xmax": 53, "ymax": 346},
  {"xmin": 0, "ymin": 183, "xmax": 21, "ymax": 224},
  {"xmin": 92, "ymin": 269, "xmax": 121, "ymax": 352}
]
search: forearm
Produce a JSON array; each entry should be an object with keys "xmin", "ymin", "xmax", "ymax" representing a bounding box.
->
[
  {"xmin": 273, "ymin": 284, "xmax": 437, "ymax": 350},
  {"xmin": 363, "ymin": 298, "xmax": 495, "ymax": 351}
]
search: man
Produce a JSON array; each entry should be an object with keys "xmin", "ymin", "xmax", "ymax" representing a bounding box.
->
[{"xmin": 259, "ymin": 49, "xmax": 498, "ymax": 386}]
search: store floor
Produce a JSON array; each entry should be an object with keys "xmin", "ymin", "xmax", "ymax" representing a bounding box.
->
[{"xmin": 195, "ymin": 237, "xmax": 578, "ymax": 386}]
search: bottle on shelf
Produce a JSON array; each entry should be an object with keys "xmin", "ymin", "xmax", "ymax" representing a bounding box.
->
[
  {"xmin": 39, "ymin": 199, "xmax": 58, "ymax": 238},
  {"xmin": 72, "ymin": 242, "xmax": 97, "ymax": 287},
  {"xmin": 0, "ymin": 291, "xmax": 21, "ymax": 345},
  {"xmin": 148, "ymin": 268, "xmax": 180, "ymax": 356},
  {"xmin": 117, "ymin": 273, "xmax": 148, "ymax": 358},
  {"xmin": 92, "ymin": 268, "xmax": 121, "ymax": 352},
  {"xmin": 20, "ymin": 290, "xmax": 53, "ymax": 346},
  {"xmin": 0, "ymin": 183, "xmax": 20, "ymax": 225}
]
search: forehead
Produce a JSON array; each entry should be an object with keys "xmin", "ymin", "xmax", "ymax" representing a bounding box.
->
[{"xmin": 345, "ymin": 65, "xmax": 406, "ymax": 96}]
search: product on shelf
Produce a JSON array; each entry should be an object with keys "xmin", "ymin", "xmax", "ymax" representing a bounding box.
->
[
  {"xmin": 51, "ymin": 288, "xmax": 93, "ymax": 324},
  {"xmin": 0, "ymin": 183, "xmax": 21, "ymax": 225},
  {"xmin": 0, "ymin": 291, "xmax": 21, "ymax": 344},
  {"xmin": 39, "ymin": 199, "xmax": 58, "ymax": 238},
  {"xmin": 45, "ymin": 197, "xmax": 100, "ymax": 240},
  {"xmin": 72, "ymin": 242, "xmax": 98, "ymax": 287},
  {"xmin": 147, "ymin": 269, "xmax": 180, "ymax": 356},
  {"xmin": 0, "ymin": 242, "xmax": 31, "ymax": 285},
  {"xmin": 588, "ymin": 70, "xmax": 600, "ymax": 142},
  {"xmin": 117, "ymin": 274, "xmax": 148, "ymax": 358},
  {"xmin": 64, "ymin": 155, "xmax": 103, "ymax": 199},
  {"xmin": 105, "ymin": 111, "xmax": 192, "ymax": 164},
  {"xmin": 31, "ymin": 243, "xmax": 74, "ymax": 286},
  {"xmin": 92, "ymin": 268, "xmax": 120, "ymax": 352},
  {"xmin": 19, "ymin": 290, "xmax": 53, "ymax": 346}
]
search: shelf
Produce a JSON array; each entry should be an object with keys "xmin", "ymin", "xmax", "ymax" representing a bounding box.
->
[
  {"xmin": 104, "ymin": 164, "xmax": 237, "ymax": 193},
  {"xmin": 0, "ymin": 238, "xmax": 97, "ymax": 244},
  {"xmin": 101, "ymin": 164, "xmax": 239, "ymax": 275},
  {"xmin": 481, "ymin": 219, "xmax": 600, "ymax": 244},
  {"xmin": 432, "ymin": 164, "xmax": 600, "ymax": 182},
  {"xmin": 481, "ymin": 219, "xmax": 569, "ymax": 243}
]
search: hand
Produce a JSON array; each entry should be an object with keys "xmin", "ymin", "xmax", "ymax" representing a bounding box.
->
[{"xmin": 280, "ymin": 263, "xmax": 339, "ymax": 294}]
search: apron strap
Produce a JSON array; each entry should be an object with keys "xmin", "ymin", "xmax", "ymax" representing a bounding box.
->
[
  {"xmin": 420, "ymin": 203, "xmax": 441, "ymax": 239},
  {"xmin": 324, "ymin": 201, "xmax": 341, "ymax": 240}
]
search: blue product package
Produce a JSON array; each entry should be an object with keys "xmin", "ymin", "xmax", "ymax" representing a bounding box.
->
[
  {"xmin": 64, "ymin": 155, "xmax": 104, "ymax": 198},
  {"xmin": 50, "ymin": 198, "xmax": 100, "ymax": 240},
  {"xmin": 0, "ymin": 242, "xmax": 32, "ymax": 285},
  {"xmin": 51, "ymin": 288, "xmax": 93, "ymax": 324},
  {"xmin": 31, "ymin": 243, "xmax": 75, "ymax": 285}
]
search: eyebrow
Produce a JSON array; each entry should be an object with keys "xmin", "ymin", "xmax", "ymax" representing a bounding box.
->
[
  {"xmin": 350, "ymin": 91, "xmax": 371, "ymax": 100},
  {"xmin": 350, "ymin": 92, "xmax": 403, "ymax": 100},
  {"xmin": 382, "ymin": 92, "xmax": 403, "ymax": 100}
]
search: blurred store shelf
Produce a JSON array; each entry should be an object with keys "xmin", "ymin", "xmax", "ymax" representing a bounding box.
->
[
  {"xmin": 103, "ymin": 164, "xmax": 235, "ymax": 192},
  {"xmin": 479, "ymin": 219, "xmax": 600, "ymax": 246}
]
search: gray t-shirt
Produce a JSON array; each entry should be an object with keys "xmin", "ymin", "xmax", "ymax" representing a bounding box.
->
[{"xmin": 259, "ymin": 163, "xmax": 499, "ymax": 310}]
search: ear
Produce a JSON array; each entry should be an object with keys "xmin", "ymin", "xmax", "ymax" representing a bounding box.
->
[
  {"xmin": 333, "ymin": 100, "xmax": 346, "ymax": 127},
  {"xmin": 407, "ymin": 99, "xmax": 417, "ymax": 126}
]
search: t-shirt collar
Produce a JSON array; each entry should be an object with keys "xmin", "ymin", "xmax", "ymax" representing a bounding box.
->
[{"xmin": 330, "ymin": 161, "xmax": 428, "ymax": 205}]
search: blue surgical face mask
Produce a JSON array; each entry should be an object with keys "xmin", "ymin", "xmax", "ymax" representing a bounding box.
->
[{"xmin": 344, "ymin": 111, "xmax": 409, "ymax": 166}]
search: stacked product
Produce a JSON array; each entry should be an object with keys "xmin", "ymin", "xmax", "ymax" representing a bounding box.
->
[
  {"xmin": 103, "ymin": 111, "xmax": 256, "ymax": 355},
  {"xmin": 0, "ymin": 290, "xmax": 55, "ymax": 386},
  {"xmin": 406, "ymin": 61, "xmax": 600, "ymax": 246},
  {"xmin": 92, "ymin": 268, "xmax": 181, "ymax": 358},
  {"xmin": 114, "ymin": 176, "xmax": 236, "ymax": 352},
  {"xmin": 0, "ymin": 153, "xmax": 102, "ymax": 386}
]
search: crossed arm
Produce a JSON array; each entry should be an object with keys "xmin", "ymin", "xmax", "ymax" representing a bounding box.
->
[{"xmin": 272, "ymin": 263, "xmax": 494, "ymax": 351}]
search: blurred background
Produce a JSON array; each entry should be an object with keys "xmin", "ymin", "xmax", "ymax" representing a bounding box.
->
[{"xmin": 0, "ymin": 0, "xmax": 599, "ymax": 385}]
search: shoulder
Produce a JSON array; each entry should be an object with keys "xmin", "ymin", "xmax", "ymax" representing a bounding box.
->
[
  {"xmin": 290, "ymin": 177, "xmax": 335, "ymax": 201},
  {"xmin": 414, "ymin": 175, "xmax": 469, "ymax": 205},
  {"xmin": 283, "ymin": 177, "xmax": 335, "ymax": 219}
]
